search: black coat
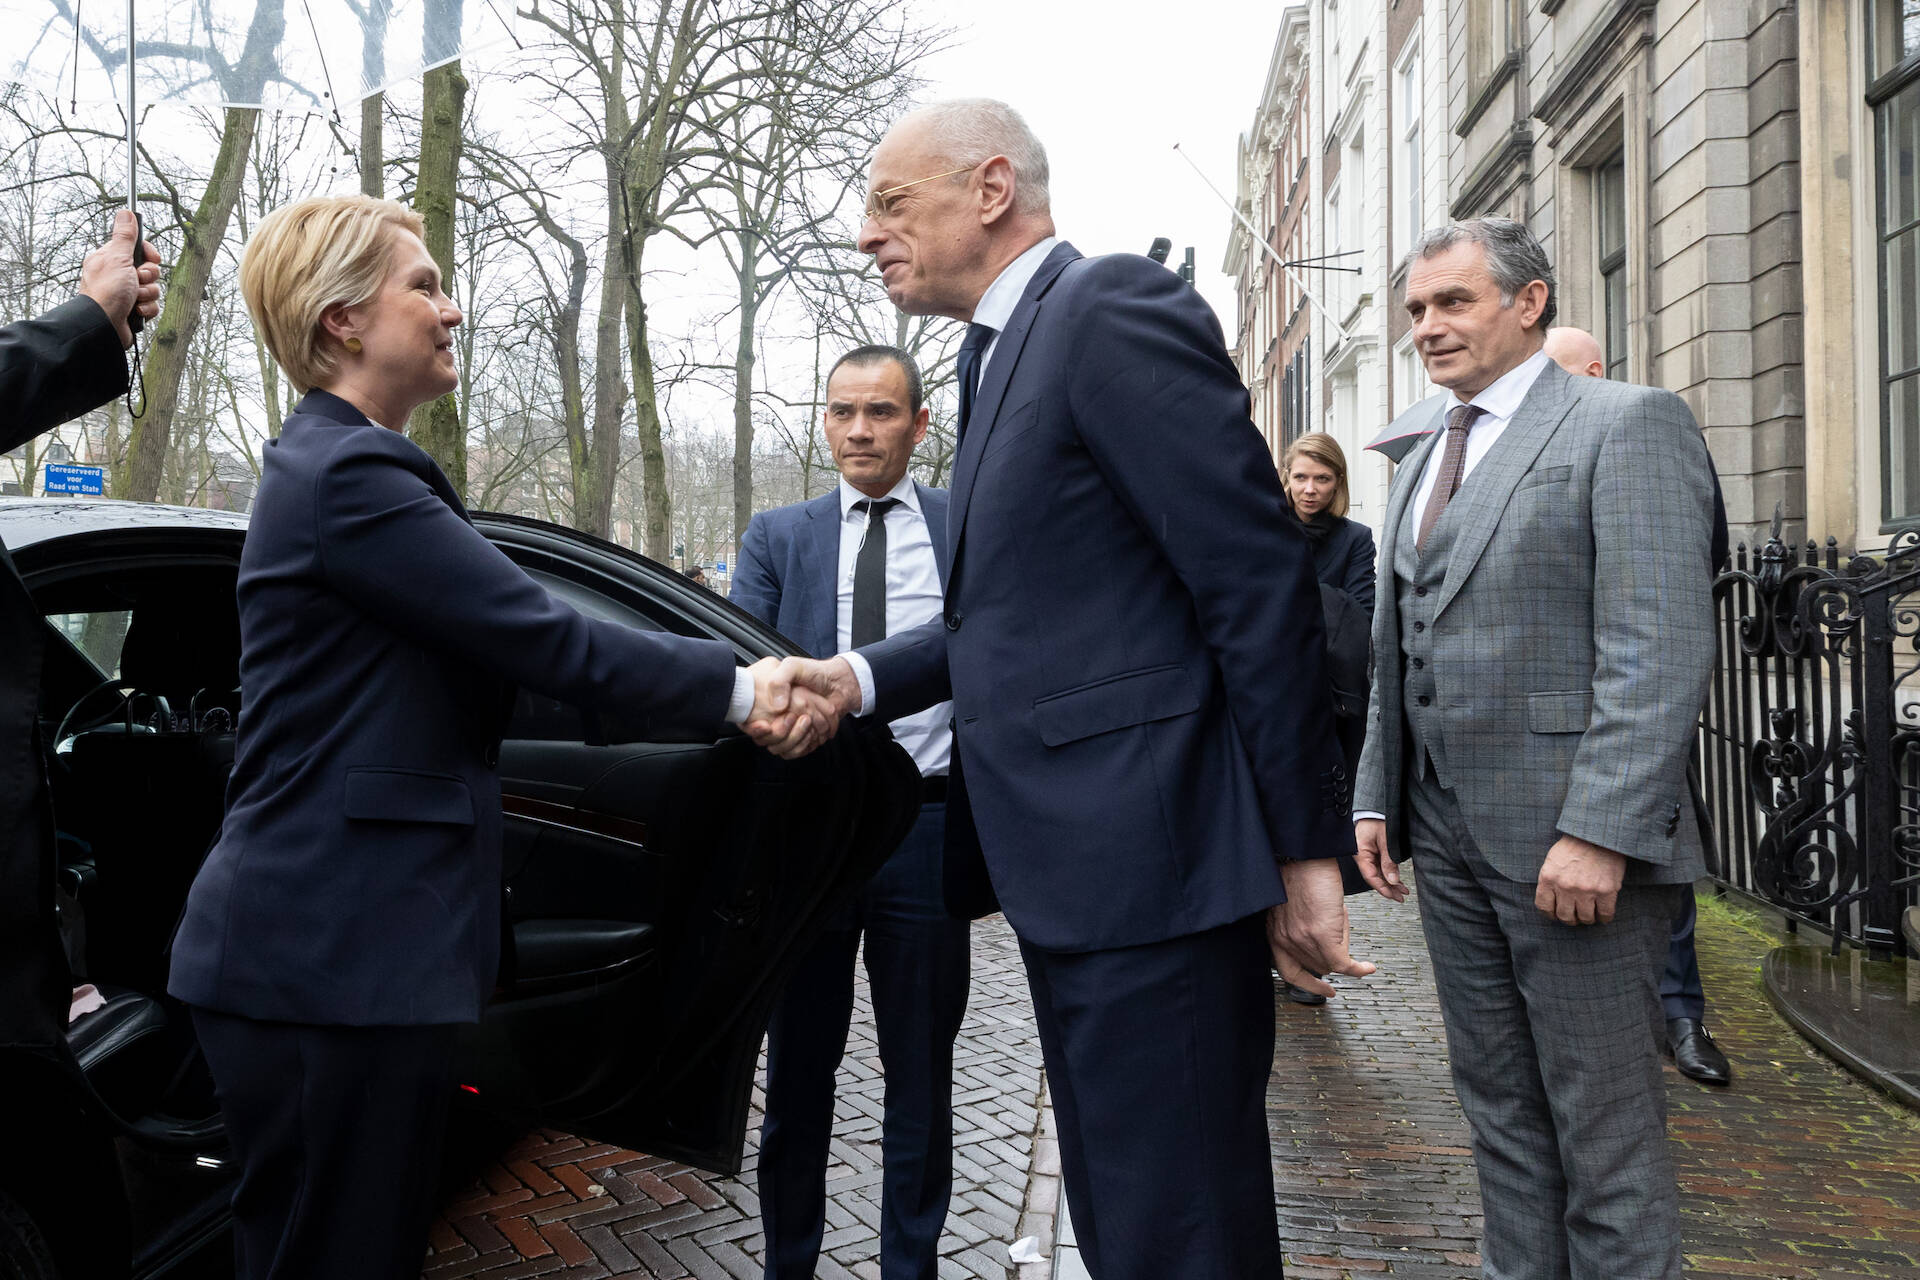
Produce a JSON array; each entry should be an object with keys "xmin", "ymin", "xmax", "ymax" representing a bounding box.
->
[
  {"xmin": 1299, "ymin": 512, "xmax": 1378, "ymax": 882},
  {"xmin": 1301, "ymin": 513, "xmax": 1377, "ymax": 618},
  {"xmin": 0, "ymin": 298, "xmax": 128, "ymax": 1055}
]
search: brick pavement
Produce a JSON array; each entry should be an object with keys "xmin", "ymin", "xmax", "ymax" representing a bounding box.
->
[
  {"xmin": 1269, "ymin": 884, "xmax": 1920, "ymax": 1280},
  {"xmin": 422, "ymin": 913, "xmax": 1044, "ymax": 1280}
]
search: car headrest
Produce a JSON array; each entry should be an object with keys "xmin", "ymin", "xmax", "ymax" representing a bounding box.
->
[{"xmin": 117, "ymin": 595, "xmax": 241, "ymax": 706}]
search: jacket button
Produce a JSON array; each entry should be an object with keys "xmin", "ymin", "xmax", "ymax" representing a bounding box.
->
[
  {"xmin": 945, "ymin": 612, "xmax": 963, "ymax": 631},
  {"xmin": 1411, "ymin": 658, "xmax": 1424, "ymax": 669},
  {"xmin": 1413, "ymin": 621, "xmax": 1426, "ymax": 633},
  {"xmin": 1417, "ymin": 695, "xmax": 1431, "ymax": 707},
  {"xmin": 1415, "ymin": 586, "xmax": 1429, "ymax": 597}
]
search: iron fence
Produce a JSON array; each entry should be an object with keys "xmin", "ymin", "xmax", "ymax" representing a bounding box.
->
[{"xmin": 1698, "ymin": 518, "xmax": 1920, "ymax": 955}]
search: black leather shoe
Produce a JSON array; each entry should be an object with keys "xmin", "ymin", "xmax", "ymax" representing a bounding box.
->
[
  {"xmin": 1282, "ymin": 981, "xmax": 1327, "ymax": 1007},
  {"xmin": 1666, "ymin": 1018, "xmax": 1732, "ymax": 1086}
]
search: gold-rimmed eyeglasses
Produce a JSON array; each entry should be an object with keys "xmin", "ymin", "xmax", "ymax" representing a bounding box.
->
[{"xmin": 863, "ymin": 163, "xmax": 980, "ymax": 221}]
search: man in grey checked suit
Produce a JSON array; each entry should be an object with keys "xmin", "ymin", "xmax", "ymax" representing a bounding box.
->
[{"xmin": 1352, "ymin": 218, "xmax": 1716, "ymax": 1279}]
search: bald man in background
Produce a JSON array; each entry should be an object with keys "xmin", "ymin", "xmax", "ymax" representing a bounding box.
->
[{"xmin": 1542, "ymin": 326, "xmax": 1732, "ymax": 1087}]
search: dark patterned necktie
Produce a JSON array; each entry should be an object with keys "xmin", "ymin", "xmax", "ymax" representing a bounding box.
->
[
  {"xmin": 851, "ymin": 498, "xmax": 900, "ymax": 647},
  {"xmin": 955, "ymin": 322, "xmax": 997, "ymax": 443},
  {"xmin": 1416, "ymin": 404, "xmax": 1484, "ymax": 553}
]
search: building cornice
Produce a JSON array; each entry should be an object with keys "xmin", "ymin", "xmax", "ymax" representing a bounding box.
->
[
  {"xmin": 1451, "ymin": 124, "xmax": 1533, "ymax": 216},
  {"xmin": 1533, "ymin": 0, "xmax": 1658, "ymax": 127},
  {"xmin": 1330, "ymin": 74, "xmax": 1375, "ymax": 148},
  {"xmin": 1455, "ymin": 52, "xmax": 1521, "ymax": 137}
]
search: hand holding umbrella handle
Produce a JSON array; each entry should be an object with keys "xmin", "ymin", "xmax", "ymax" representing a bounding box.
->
[{"xmin": 129, "ymin": 211, "xmax": 146, "ymax": 337}]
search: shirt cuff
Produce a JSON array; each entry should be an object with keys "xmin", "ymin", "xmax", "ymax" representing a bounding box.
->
[
  {"xmin": 725, "ymin": 668, "xmax": 757, "ymax": 726},
  {"xmin": 1352, "ymin": 811, "xmax": 1386, "ymax": 823},
  {"xmin": 841, "ymin": 651, "xmax": 877, "ymax": 717}
]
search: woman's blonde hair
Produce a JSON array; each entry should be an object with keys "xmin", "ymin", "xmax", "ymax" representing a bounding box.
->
[
  {"xmin": 240, "ymin": 194, "xmax": 425, "ymax": 395},
  {"xmin": 1281, "ymin": 431, "xmax": 1351, "ymax": 519}
]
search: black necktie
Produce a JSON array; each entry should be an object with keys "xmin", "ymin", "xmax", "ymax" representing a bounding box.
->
[
  {"xmin": 851, "ymin": 498, "xmax": 899, "ymax": 648},
  {"xmin": 955, "ymin": 322, "xmax": 997, "ymax": 442}
]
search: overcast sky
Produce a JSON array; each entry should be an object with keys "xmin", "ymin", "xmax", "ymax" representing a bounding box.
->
[{"xmin": 912, "ymin": 0, "xmax": 1283, "ymax": 328}]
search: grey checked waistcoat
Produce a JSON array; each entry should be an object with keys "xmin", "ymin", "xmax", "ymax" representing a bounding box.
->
[{"xmin": 1396, "ymin": 482, "xmax": 1460, "ymax": 788}]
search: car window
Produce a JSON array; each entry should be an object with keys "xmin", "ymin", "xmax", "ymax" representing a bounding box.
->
[
  {"xmin": 507, "ymin": 569, "xmax": 668, "ymax": 742},
  {"xmin": 46, "ymin": 610, "xmax": 132, "ymax": 677}
]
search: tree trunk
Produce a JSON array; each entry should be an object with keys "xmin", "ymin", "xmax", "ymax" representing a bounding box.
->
[
  {"xmin": 624, "ymin": 272, "xmax": 669, "ymax": 559},
  {"xmin": 406, "ymin": 59, "xmax": 468, "ymax": 493},
  {"xmin": 731, "ymin": 235, "xmax": 758, "ymax": 567},
  {"xmin": 120, "ymin": 106, "xmax": 258, "ymax": 504},
  {"xmin": 575, "ymin": 176, "xmax": 627, "ymax": 539},
  {"xmin": 360, "ymin": 93, "xmax": 384, "ymax": 197}
]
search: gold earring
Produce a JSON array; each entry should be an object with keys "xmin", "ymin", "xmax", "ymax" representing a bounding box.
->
[{"xmin": 344, "ymin": 336, "xmax": 363, "ymax": 354}]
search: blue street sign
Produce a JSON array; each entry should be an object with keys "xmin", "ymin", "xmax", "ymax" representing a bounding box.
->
[
  {"xmin": 42, "ymin": 463, "xmax": 105, "ymax": 495},
  {"xmin": 715, "ymin": 558, "xmax": 728, "ymax": 576}
]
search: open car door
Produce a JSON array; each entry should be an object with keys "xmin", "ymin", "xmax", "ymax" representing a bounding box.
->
[{"xmin": 455, "ymin": 515, "xmax": 923, "ymax": 1175}]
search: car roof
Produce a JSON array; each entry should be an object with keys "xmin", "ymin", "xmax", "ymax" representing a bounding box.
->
[{"xmin": 0, "ymin": 499, "xmax": 250, "ymax": 550}]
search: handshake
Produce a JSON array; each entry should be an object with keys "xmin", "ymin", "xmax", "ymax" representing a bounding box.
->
[{"xmin": 741, "ymin": 656, "xmax": 865, "ymax": 759}]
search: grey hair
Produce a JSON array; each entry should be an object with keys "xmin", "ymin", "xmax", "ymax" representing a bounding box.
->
[
  {"xmin": 1405, "ymin": 217, "xmax": 1557, "ymax": 329},
  {"xmin": 898, "ymin": 98, "xmax": 1051, "ymax": 215}
]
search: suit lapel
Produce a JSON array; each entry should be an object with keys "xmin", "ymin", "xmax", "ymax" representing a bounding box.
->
[
  {"xmin": 1434, "ymin": 363, "xmax": 1582, "ymax": 618},
  {"xmin": 1378, "ymin": 404, "xmax": 1446, "ymax": 590},
  {"xmin": 801, "ymin": 492, "xmax": 842, "ymax": 657},
  {"xmin": 947, "ymin": 242, "xmax": 1081, "ymax": 566},
  {"xmin": 918, "ymin": 484, "xmax": 951, "ymax": 588}
]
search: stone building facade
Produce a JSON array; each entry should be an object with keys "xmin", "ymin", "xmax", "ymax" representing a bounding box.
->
[
  {"xmin": 1443, "ymin": 0, "xmax": 1805, "ymax": 546},
  {"xmin": 1231, "ymin": 0, "xmax": 1453, "ymax": 529},
  {"xmin": 1227, "ymin": 7, "xmax": 1315, "ymax": 463},
  {"xmin": 1235, "ymin": 0, "xmax": 1919, "ymax": 555}
]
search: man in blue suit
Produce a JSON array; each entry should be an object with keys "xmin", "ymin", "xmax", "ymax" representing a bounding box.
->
[
  {"xmin": 771, "ymin": 101, "xmax": 1372, "ymax": 1279},
  {"xmin": 729, "ymin": 346, "xmax": 970, "ymax": 1280}
]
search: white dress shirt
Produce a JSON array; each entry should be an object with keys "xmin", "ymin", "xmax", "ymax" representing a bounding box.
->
[
  {"xmin": 970, "ymin": 236, "xmax": 1059, "ymax": 375},
  {"xmin": 836, "ymin": 475, "xmax": 953, "ymax": 776},
  {"xmin": 1353, "ymin": 347, "xmax": 1552, "ymax": 824},
  {"xmin": 842, "ymin": 235, "xmax": 1060, "ymax": 720},
  {"xmin": 1406, "ymin": 349, "xmax": 1551, "ymax": 522}
]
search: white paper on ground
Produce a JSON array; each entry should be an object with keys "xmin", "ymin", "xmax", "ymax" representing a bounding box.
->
[{"xmin": 1009, "ymin": 1236, "xmax": 1044, "ymax": 1263}]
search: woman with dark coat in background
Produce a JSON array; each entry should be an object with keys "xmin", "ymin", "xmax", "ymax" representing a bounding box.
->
[
  {"xmin": 1279, "ymin": 431, "xmax": 1377, "ymax": 1005},
  {"xmin": 1285, "ymin": 431, "xmax": 1376, "ymax": 619}
]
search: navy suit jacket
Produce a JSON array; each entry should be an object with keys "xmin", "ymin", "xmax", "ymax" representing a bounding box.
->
[
  {"xmin": 168, "ymin": 390, "xmax": 737, "ymax": 1026},
  {"xmin": 728, "ymin": 485, "xmax": 950, "ymax": 658},
  {"xmin": 2, "ymin": 298, "xmax": 128, "ymax": 1055},
  {"xmin": 859, "ymin": 243, "xmax": 1349, "ymax": 953}
]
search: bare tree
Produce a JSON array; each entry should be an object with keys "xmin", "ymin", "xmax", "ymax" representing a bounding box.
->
[{"xmin": 692, "ymin": 0, "xmax": 938, "ymax": 561}]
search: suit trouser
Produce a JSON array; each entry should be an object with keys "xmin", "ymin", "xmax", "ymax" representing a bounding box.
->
[
  {"xmin": 1019, "ymin": 912, "xmax": 1282, "ymax": 1280},
  {"xmin": 1406, "ymin": 769, "xmax": 1684, "ymax": 1280},
  {"xmin": 759, "ymin": 802, "xmax": 970, "ymax": 1280},
  {"xmin": 1659, "ymin": 894, "xmax": 1707, "ymax": 1022},
  {"xmin": 191, "ymin": 1007, "xmax": 456, "ymax": 1280}
]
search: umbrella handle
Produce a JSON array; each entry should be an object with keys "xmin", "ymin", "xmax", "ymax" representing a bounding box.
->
[{"xmin": 128, "ymin": 210, "xmax": 146, "ymax": 337}]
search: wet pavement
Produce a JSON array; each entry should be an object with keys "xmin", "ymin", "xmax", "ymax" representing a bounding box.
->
[
  {"xmin": 417, "ymin": 884, "xmax": 1920, "ymax": 1280},
  {"xmin": 422, "ymin": 913, "xmax": 1046, "ymax": 1279},
  {"xmin": 1268, "ymin": 884, "xmax": 1920, "ymax": 1280}
]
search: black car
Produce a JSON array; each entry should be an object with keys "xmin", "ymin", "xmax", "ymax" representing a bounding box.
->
[{"xmin": 0, "ymin": 498, "xmax": 920, "ymax": 1279}]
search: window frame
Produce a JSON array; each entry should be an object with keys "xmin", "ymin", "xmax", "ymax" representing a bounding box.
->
[
  {"xmin": 1594, "ymin": 154, "xmax": 1629, "ymax": 382},
  {"xmin": 1868, "ymin": 0, "xmax": 1920, "ymax": 526}
]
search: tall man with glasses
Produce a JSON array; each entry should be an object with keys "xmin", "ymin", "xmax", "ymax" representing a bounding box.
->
[
  {"xmin": 730, "ymin": 346, "xmax": 969, "ymax": 1280},
  {"xmin": 764, "ymin": 99, "xmax": 1367, "ymax": 1279}
]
